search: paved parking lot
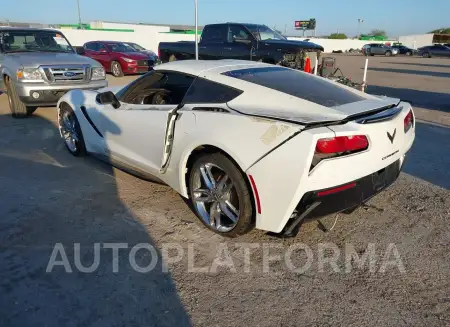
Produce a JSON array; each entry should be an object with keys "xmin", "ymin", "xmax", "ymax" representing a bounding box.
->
[{"xmin": 0, "ymin": 56, "xmax": 449, "ymax": 327}]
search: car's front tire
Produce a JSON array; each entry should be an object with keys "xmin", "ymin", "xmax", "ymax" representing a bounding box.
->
[
  {"xmin": 385, "ymin": 51, "xmax": 392, "ymax": 56},
  {"xmin": 406, "ymin": 51, "xmax": 412, "ymax": 56},
  {"xmin": 58, "ymin": 104, "xmax": 86, "ymax": 156},
  {"xmin": 5, "ymin": 77, "xmax": 38, "ymax": 118},
  {"xmin": 111, "ymin": 61, "xmax": 124, "ymax": 77},
  {"xmin": 422, "ymin": 52, "xmax": 431, "ymax": 58},
  {"xmin": 188, "ymin": 153, "xmax": 255, "ymax": 237}
]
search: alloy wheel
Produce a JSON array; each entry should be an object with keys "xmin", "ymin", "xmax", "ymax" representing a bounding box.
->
[
  {"xmin": 191, "ymin": 163, "xmax": 240, "ymax": 232},
  {"xmin": 60, "ymin": 111, "xmax": 79, "ymax": 153}
]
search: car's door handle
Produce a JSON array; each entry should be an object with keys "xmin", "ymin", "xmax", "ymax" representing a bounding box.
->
[
  {"xmin": 224, "ymin": 47, "xmax": 233, "ymax": 50},
  {"xmin": 199, "ymin": 46, "xmax": 207, "ymax": 49}
]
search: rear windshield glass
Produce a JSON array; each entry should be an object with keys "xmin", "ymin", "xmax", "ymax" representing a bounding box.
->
[{"xmin": 222, "ymin": 67, "xmax": 365, "ymax": 107}]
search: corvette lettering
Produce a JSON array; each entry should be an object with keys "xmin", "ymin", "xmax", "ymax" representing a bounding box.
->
[{"xmin": 382, "ymin": 150, "xmax": 399, "ymax": 161}]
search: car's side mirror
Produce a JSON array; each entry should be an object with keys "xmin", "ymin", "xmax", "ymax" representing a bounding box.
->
[
  {"xmin": 75, "ymin": 47, "xmax": 85, "ymax": 55},
  {"xmin": 96, "ymin": 91, "xmax": 121, "ymax": 109}
]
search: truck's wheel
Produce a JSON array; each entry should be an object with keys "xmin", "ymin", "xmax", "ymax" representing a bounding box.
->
[
  {"xmin": 169, "ymin": 54, "xmax": 177, "ymax": 62},
  {"xmin": 5, "ymin": 77, "xmax": 36, "ymax": 118},
  {"xmin": 111, "ymin": 61, "xmax": 124, "ymax": 77}
]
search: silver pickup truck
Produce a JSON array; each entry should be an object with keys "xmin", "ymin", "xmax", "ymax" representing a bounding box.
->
[{"xmin": 0, "ymin": 27, "xmax": 108, "ymax": 118}]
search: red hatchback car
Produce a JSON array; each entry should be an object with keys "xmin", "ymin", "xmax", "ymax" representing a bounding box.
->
[{"xmin": 83, "ymin": 41, "xmax": 157, "ymax": 77}]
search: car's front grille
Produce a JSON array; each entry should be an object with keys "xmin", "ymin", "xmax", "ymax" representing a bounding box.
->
[
  {"xmin": 39, "ymin": 65, "xmax": 91, "ymax": 83},
  {"xmin": 137, "ymin": 60, "xmax": 149, "ymax": 66}
]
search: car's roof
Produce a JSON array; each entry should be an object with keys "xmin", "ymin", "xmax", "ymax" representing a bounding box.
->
[
  {"xmin": 154, "ymin": 59, "xmax": 272, "ymax": 76},
  {"xmin": 0, "ymin": 27, "xmax": 60, "ymax": 33}
]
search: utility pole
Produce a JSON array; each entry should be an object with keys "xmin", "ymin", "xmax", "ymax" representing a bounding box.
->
[
  {"xmin": 77, "ymin": 0, "xmax": 82, "ymax": 29},
  {"xmin": 194, "ymin": 0, "xmax": 198, "ymax": 60}
]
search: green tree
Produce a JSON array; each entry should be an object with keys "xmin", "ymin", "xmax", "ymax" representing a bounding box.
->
[
  {"xmin": 370, "ymin": 29, "xmax": 387, "ymax": 37},
  {"xmin": 328, "ymin": 33, "xmax": 347, "ymax": 39},
  {"xmin": 430, "ymin": 28, "xmax": 450, "ymax": 34}
]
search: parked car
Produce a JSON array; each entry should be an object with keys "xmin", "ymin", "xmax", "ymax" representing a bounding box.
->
[
  {"xmin": 0, "ymin": 27, "xmax": 107, "ymax": 118},
  {"xmin": 391, "ymin": 45, "xmax": 415, "ymax": 56},
  {"xmin": 83, "ymin": 41, "xmax": 157, "ymax": 77},
  {"xmin": 123, "ymin": 42, "xmax": 159, "ymax": 62},
  {"xmin": 362, "ymin": 43, "xmax": 399, "ymax": 56},
  {"xmin": 56, "ymin": 60, "xmax": 415, "ymax": 237},
  {"xmin": 418, "ymin": 44, "xmax": 450, "ymax": 58},
  {"xmin": 158, "ymin": 23, "xmax": 324, "ymax": 69}
]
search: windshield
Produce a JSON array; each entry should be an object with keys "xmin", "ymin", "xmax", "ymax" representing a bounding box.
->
[
  {"xmin": 245, "ymin": 25, "xmax": 286, "ymax": 41},
  {"xmin": 127, "ymin": 43, "xmax": 145, "ymax": 51},
  {"xmin": 106, "ymin": 42, "xmax": 137, "ymax": 52},
  {"xmin": 1, "ymin": 30, "xmax": 74, "ymax": 53}
]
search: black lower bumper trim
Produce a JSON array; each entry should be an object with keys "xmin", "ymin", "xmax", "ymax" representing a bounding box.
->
[{"xmin": 276, "ymin": 159, "xmax": 402, "ymax": 237}]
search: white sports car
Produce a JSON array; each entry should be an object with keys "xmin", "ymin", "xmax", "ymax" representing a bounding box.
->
[{"xmin": 57, "ymin": 60, "xmax": 415, "ymax": 237}]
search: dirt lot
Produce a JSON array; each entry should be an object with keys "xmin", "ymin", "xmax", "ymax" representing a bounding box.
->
[{"xmin": 0, "ymin": 56, "xmax": 449, "ymax": 327}]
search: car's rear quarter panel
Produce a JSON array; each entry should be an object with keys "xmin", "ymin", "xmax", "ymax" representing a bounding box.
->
[
  {"xmin": 163, "ymin": 109, "xmax": 303, "ymax": 197},
  {"xmin": 247, "ymin": 104, "xmax": 415, "ymax": 233}
]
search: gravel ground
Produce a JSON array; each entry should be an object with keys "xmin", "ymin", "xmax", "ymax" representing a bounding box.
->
[{"xmin": 0, "ymin": 55, "xmax": 449, "ymax": 327}]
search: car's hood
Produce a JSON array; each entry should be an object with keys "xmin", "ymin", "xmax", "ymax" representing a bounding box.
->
[
  {"xmin": 228, "ymin": 93, "xmax": 401, "ymax": 125},
  {"xmin": 261, "ymin": 39, "xmax": 324, "ymax": 51},
  {"xmin": 116, "ymin": 52, "xmax": 151, "ymax": 59},
  {"xmin": 139, "ymin": 50, "xmax": 157, "ymax": 57},
  {"xmin": 7, "ymin": 52, "xmax": 101, "ymax": 68}
]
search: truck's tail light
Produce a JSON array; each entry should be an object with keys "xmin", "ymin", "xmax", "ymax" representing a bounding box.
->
[
  {"xmin": 404, "ymin": 109, "xmax": 414, "ymax": 133},
  {"xmin": 316, "ymin": 135, "xmax": 369, "ymax": 154},
  {"xmin": 310, "ymin": 135, "xmax": 369, "ymax": 171}
]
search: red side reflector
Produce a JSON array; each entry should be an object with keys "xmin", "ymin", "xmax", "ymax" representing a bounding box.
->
[
  {"xmin": 317, "ymin": 182, "xmax": 357, "ymax": 197},
  {"xmin": 316, "ymin": 135, "xmax": 369, "ymax": 154},
  {"xmin": 404, "ymin": 109, "xmax": 414, "ymax": 133},
  {"xmin": 248, "ymin": 174, "xmax": 261, "ymax": 214}
]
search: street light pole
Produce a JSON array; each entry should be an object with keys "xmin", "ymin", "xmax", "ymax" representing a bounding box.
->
[
  {"xmin": 357, "ymin": 18, "xmax": 364, "ymax": 38},
  {"xmin": 194, "ymin": 0, "xmax": 199, "ymax": 60},
  {"xmin": 77, "ymin": 0, "xmax": 82, "ymax": 29}
]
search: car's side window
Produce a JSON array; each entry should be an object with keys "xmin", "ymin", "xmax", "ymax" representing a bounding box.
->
[
  {"xmin": 85, "ymin": 42, "xmax": 97, "ymax": 51},
  {"xmin": 200, "ymin": 25, "xmax": 227, "ymax": 44},
  {"xmin": 227, "ymin": 25, "xmax": 252, "ymax": 43},
  {"xmin": 117, "ymin": 71, "xmax": 195, "ymax": 106},
  {"xmin": 182, "ymin": 77, "xmax": 243, "ymax": 104},
  {"xmin": 98, "ymin": 43, "xmax": 107, "ymax": 52}
]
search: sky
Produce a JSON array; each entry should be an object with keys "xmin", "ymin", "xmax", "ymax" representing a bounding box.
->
[{"xmin": 2, "ymin": 0, "xmax": 449, "ymax": 37}]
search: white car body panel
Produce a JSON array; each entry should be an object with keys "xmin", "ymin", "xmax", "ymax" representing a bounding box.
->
[{"xmin": 57, "ymin": 60, "xmax": 416, "ymax": 234}]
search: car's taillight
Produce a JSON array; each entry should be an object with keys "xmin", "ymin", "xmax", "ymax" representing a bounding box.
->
[
  {"xmin": 316, "ymin": 135, "xmax": 369, "ymax": 154},
  {"xmin": 310, "ymin": 135, "xmax": 369, "ymax": 171},
  {"xmin": 404, "ymin": 109, "xmax": 414, "ymax": 133}
]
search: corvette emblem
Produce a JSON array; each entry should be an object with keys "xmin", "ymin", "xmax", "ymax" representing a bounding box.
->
[{"xmin": 387, "ymin": 129, "xmax": 396, "ymax": 144}]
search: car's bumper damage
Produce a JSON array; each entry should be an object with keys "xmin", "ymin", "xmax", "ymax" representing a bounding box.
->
[
  {"xmin": 278, "ymin": 158, "xmax": 404, "ymax": 237},
  {"xmin": 245, "ymin": 104, "xmax": 415, "ymax": 237}
]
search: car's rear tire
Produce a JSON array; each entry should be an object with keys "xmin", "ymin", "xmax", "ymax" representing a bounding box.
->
[
  {"xmin": 5, "ymin": 77, "xmax": 37, "ymax": 118},
  {"xmin": 58, "ymin": 104, "xmax": 86, "ymax": 157},
  {"xmin": 406, "ymin": 51, "xmax": 412, "ymax": 56},
  {"xmin": 111, "ymin": 61, "xmax": 124, "ymax": 77},
  {"xmin": 188, "ymin": 153, "xmax": 255, "ymax": 237},
  {"xmin": 385, "ymin": 51, "xmax": 392, "ymax": 57},
  {"xmin": 422, "ymin": 52, "xmax": 431, "ymax": 58}
]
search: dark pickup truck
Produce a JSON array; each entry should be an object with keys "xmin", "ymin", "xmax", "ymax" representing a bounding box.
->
[{"xmin": 158, "ymin": 23, "xmax": 324, "ymax": 70}]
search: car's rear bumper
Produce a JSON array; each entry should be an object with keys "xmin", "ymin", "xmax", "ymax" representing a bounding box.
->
[
  {"xmin": 16, "ymin": 80, "xmax": 108, "ymax": 106},
  {"xmin": 278, "ymin": 158, "xmax": 403, "ymax": 236}
]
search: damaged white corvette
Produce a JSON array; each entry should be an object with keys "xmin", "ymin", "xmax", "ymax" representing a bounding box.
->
[{"xmin": 57, "ymin": 60, "xmax": 415, "ymax": 237}]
